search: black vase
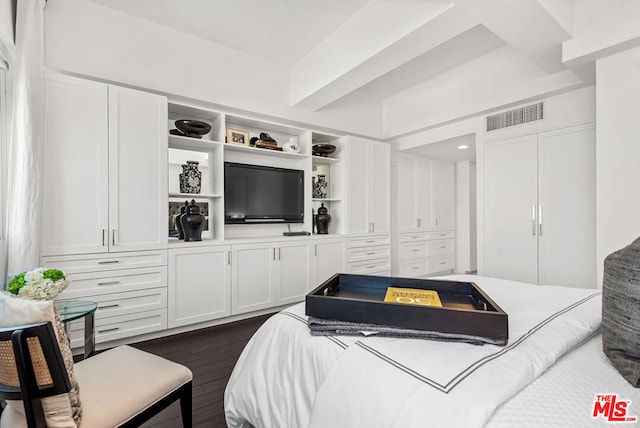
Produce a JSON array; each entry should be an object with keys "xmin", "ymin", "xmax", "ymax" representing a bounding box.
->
[
  {"xmin": 315, "ymin": 203, "xmax": 331, "ymax": 234},
  {"xmin": 181, "ymin": 200, "xmax": 206, "ymax": 241},
  {"xmin": 175, "ymin": 201, "xmax": 188, "ymax": 240}
]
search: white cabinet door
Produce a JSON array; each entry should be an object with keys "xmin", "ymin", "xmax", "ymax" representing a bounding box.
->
[
  {"xmin": 538, "ymin": 124, "xmax": 596, "ymax": 288},
  {"xmin": 482, "ymin": 134, "xmax": 539, "ymax": 284},
  {"xmin": 396, "ymin": 154, "xmax": 432, "ymax": 232},
  {"xmin": 168, "ymin": 246, "xmax": 231, "ymax": 328},
  {"xmin": 432, "ymin": 160, "xmax": 455, "ymax": 230},
  {"xmin": 108, "ymin": 86, "xmax": 167, "ymax": 252},
  {"xmin": 231, "ymin": 244, "xmax": 276, "ymax": 315},
  {"xmin": 346, "ymin": 138, "xmax": 369, "ymax": 234},
  {"xmin": 41, "ymin": 73, "xmax": 109, "ymax": 256},
  {"xmin": 415, "ymin": 157, "xmax": 432, "ymax": 229},
  {"xmin": 276, "ymin": 242, "xmax": 311, "ymax": 305},
  {"xmin": 368, "ymin": 142, "xmax": 391, "ymax": 234},
  {"xmin": 310, "ymin": 240, "xmax": 345, "ymax": 288},
  {"xmin": 346, "ymin": 137, "xmax": 391, "ymax": 234}
]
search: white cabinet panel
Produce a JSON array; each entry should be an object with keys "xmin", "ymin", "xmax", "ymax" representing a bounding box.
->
[
  {"xmin": 277, "ymin": 242, "xmax": 311, "ymax": 305},
  {"xmin": 41, "ymin": 73, "xmax": 167, "ymax": 257},
  {"xmin": 108, "ymin": 86, "xmax": 168, "ymax": 252},
  {"xmin": 432, "ymin": 160, "xmax": 455, "ymax": 230},
  {"xmin": 345, "ymin": 137, "xmax": 390, "ymax": 235},
  {"xmin": 481, "ymin": 123, "xmax": 596, "ymax": 288},
  {"xmin": 232, "ymin": 244, "xmax": 275, "ymax": 315},
  {"xmin": 310, "ymin": 240, "xmax": 345, "ymax": 288},
  {"xmin": 168, "ymin": 246, "xmax": 231, "ymax": 328},
  {"xmin": 396, "ymin": 154, "xmax": 432, "ymax": 232},
  {"xmin": 41, "ymin": 73, "xmax": 109, "ymax": 256}
]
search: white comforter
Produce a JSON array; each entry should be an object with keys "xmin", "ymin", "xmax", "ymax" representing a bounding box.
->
[{"xmin": 224, "ymin": 275, "xmax": 602, "ymax": 428}]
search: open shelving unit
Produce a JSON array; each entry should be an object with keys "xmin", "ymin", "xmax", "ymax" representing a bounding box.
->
[{"xmin": 166, "ymin": 101, "xmax": 347, "ymax": 243}]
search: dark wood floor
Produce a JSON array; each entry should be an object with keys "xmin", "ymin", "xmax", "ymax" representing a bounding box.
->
[{"xmin": 131, "ymin": 313, "xmax": 275, "ymax": 428}]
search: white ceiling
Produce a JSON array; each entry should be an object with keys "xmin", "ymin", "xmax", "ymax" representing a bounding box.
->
[{"xmin": 87, "ymin": 0, "xmax": 583, "ymax": 162}]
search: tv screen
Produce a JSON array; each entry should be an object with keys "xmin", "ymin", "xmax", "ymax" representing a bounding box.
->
[{"xmin": 224, "ymin": 162, "xmax": 304, "ymax": 224}]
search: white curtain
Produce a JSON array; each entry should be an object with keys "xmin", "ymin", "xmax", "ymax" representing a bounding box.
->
[{"xmin": 6, "ymin": 0, "xmax": 46, "ymax": 280}]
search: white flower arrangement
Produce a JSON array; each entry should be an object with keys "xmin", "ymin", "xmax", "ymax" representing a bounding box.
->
[{"xmin": 7, "ymin": 267, "xmax": 70, "ymax": 300}]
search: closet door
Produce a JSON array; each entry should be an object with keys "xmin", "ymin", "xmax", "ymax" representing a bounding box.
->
[
  {"xmin": 483, "ymin": 134, "xmax": 539, "ymax": 284},
  {"xmin": 538, "ymin": 124, "xmax": 596, "ymax": 288}
]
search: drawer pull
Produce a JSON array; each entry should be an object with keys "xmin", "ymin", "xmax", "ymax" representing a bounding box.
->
[
  {"xmin": 440, "ymin": 246, "xmax": 447, "ymax": 249},
  {"xmin": 412, "ymin": 266, "xmax": 420, "ymax": 270},
  {"xmin": 412, "ymin": 236, "xmax": 419, "ymax": 239},
  {"xmin": 98, "ymin": 260, "xmax": 120, "ymax": 265},
  {"xmin": 366, "ymin": 265, "xmax": 376, "ymax": 269},
  {"xmin": 98, "ymin": 327, "xmax": 119, "ymax": 334},
  {"xmin": 440, "ymin": 261, "xmax": 448, "ymax": 265},
  {"xmin": 366, "ymin": 251, "xmax": 375, "ymax": 255},
  {"xmin": 97, "ymin": 280, "xmax": 121, "ymax": 286},
  {"xmin": 98, "ymin": 303, "xmax": 120, "ymax": 309},
  {"xmin": 412, "ymin": 249, "xmax": 420, "ymax": 252},
  {"xmin": 366, "ymin": 240, "xmax": 375, "ymax": 243}
]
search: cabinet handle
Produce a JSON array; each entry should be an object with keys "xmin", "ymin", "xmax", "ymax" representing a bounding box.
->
[
  {"xmin": 366, "ymin": 265, "xmax": 376, "ymax": 269},
  {"xmin": 102, "ymin": 229, "xmax": 107, "ymax": 246},
  {"xmin": 112, "ymin": 229, "xmax": 117, "ymax": 246},
  {"xmin": 412, "ymin": 266, "xmax": 420, "ymax": 270},
  {"xmin": 532, "ymin": 205, "xmax": 537, "ymax": 236},
  {"xmin": 372, "ymin": 223, "xmax": 375, "ymax": 233},
  {"xmin": 412, "ymin": 249, "xmax": 420, "ymax": 252},
  {"xmin": 366, "ymin": 240, "xmax": 375, "ymax": 243},
  {"xmin": 273, "ymin": 248, "xmax": 276, "ymax": 260},
  {"xmin": 366, "ymin": 251, "xmax": 375, "ymax": 255},
  {"xmin": 278, "ymin": 248, "xmax": 281, "ymax": 260},
  {"xmin": 97, "ymin": 280, "xmax": 120, "ymax": 286},
  {"xmin": 314, "ymin": 244, "xmax": 317, "ymax": 256},
  {"xmin": 439, "ymin": 246, "xmax": 447, "ymax": 249},
  {"xmin": 416, "ymin": 218, "xmax": 421, "ymax": 227},
  {"xmin": 227, "ymin": 251, "xmax": 231, "ymax": 265},
  {"xmin": 440, "ymin": 261, "xmax": 447, "ymax": 265},
  {"xmin": 538, "ymin": 204, "xmax": 543, "ymax": 236},
  {"xmin": 435, "ymin": 218, "xmax": 438, "ymax": 227},
  {"xmin": 98, "ymin": 303, "xmax": 119, "ymax": 309},
  {"xmin": 98, "ymin": 327, "xmax": 119, "ymax": 334},
  {"xmin": 97, "ymin": 260, "xmax": 120, "ymax": 265}
]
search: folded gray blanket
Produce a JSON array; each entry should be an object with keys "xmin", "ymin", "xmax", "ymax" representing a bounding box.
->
[{"xmin": 308, "ymin": 316, "xmax": 504, "ymax": 346}]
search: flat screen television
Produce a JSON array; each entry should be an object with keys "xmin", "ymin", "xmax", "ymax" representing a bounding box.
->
[{"xmin": 224, "ymin": 162, "xmax": 304, "ymax": 224}]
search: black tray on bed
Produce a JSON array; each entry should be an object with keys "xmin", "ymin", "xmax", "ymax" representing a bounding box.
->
[{"xmin": 306, "ymin": 274, "xmax": 508, "ymax": 343}]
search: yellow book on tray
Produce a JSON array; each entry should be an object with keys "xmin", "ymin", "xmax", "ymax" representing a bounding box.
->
[{"xmin": 384, "ymin": 287, "xmax": 443, "ymax": 307}]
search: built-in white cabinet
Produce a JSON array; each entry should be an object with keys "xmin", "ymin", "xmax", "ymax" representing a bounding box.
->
[
  {"xmin": 41, "ymin": 73, "xmax": 167, "ymax": 256},
  {"xmin": 481, "ymin": 123, "xmax": 596, "ymax": 288},
  {"xmin": 167, "ymin": 245, "xmax": 231, "ymax": 328},
  {"xmin": 231, "ymin": 241, "xmax": 311, "ymax": 315},
  {"xmin": 345, "ymin": 137, "xmax": 391, "ymax": 235},
  {"xmin": 395, "ymin": 153, "xmax": 454, "ymax": 232},
  {"xmin": 309, "ymin": 239, "xmax": 345, "ymax": 289}
]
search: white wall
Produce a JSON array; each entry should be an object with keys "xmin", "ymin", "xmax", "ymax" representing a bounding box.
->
[
  {"xmin": 595, "ymin": 46, "xmax": 640, "ymax": 285},
  {"xmin": 455, "ymin": 160, "xmax": 476, "ymax": 273},
  {"xmin": 44, "ymin": 0, "xmax": 383, "ymax": 138}
]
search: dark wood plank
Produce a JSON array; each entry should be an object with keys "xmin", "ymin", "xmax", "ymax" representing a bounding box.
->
[{"xmin": 130, "ymin": 313, "xmax": 274, "ymax": 428}]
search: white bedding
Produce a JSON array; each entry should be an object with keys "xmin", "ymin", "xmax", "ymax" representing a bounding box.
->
[{"xmin": 224, "ymin": 275, "xmax": 631, "ymax": 428}]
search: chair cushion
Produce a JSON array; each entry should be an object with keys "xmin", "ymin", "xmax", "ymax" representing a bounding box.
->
[
  {"xmin": 0, "ymin": 292, "xmax": 81, "ymax": 427},
  {"xmin": 73, "ymin": 345, "xmax": 193, "ymax": 427},
  {"xmin": 602, "ymin": 236, "xmax": 640, "ymax": 387}
]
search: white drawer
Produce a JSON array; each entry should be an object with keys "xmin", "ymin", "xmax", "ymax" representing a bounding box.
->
[
  {"xmin": 427, "ymin": 255, "xmax": 455, "ymax": 274},
  {"xmin": 427, "ymin": 239, "xmax": 454, "ymax": 256},
  {"xmin": 347, "ymin": 245, "xmax": 391, "ymax": 262},
  {"xmin": 347, "ymin": 235, "xmax": 391, "ymax": 248},
  {"xmin": 59, "ymin": 266, "xmax": 167, "ymax": 299},
  {"xmin": 398, "ymin": 259, "xmax": 428, "ymax": 277},
  {"xmin": 67, "ymin": 309, "xmax": 167, "ymax": 349},
  {"xmin": 399, "ymin": 242, "xmax": 427, "ymax": 259},
  {"xmin": 347, "ymin": 258, "xmax": 391, "ymax": 274},
  {"xmin": 41, "ymin": 250, "xmax": 168, "ymax": 274},
  {"xmin": 426, "ymin": 231, "xmax": 455, "ymax": 240},
  {"xmin": 399, "ymin": 232, "xmax": 428, "ymax": 243},
  {"xmin": 69, "ymin": 288, "xmax": 167, "ymax": 320}
]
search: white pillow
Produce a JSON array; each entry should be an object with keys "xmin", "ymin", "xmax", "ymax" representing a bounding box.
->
[{"xmin": 0, "ymin": 291, "xmax": 82, "ymax": 427}]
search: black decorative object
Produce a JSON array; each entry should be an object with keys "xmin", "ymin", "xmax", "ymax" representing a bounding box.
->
[
  {"xmin": 312, "ymin": 143, "xmax": 336, "ymax": 157},
  {"xmin": 172, "ymin": 120, "xmax": 211, "ymax": 139},
  {"xmin": 179, "ymin": 160, "xmax": 202, "ymax": 194},
  {"xmin": 175, "ymin": 201, "xmax": 188, "ymax": 240},
  {"xmin": 315, "ymin": 203, "xmax": 331, "ymax": 234},
  {"xmin": 312, "ymin": 209, "xmax": 316, "ymax": 234},
  {"xmin": 259, "ymin": 132, "xmax": 277, "ymax": 143},
  {"xmin": 181, "ymin": 200, "xmax": 206, "ymax": 241}
]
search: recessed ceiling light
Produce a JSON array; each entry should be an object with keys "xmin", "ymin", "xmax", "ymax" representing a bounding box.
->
[{"xmin": 457, "ymin": 145, "xmax": 469, "ymax": 150}]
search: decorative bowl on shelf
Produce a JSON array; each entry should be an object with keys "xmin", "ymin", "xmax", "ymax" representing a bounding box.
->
[
  {"xmin": 173, "ymin": 119, "xmax": 212, "ymax": 139},
  {"xmin": 312, "ymin": 143, "xmax": 336, "ymax": 157}
]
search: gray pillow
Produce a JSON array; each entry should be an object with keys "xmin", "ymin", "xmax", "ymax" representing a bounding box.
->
[{"xmin": 602, "ymin": 236, "xmax": 640, "ymax": 387}]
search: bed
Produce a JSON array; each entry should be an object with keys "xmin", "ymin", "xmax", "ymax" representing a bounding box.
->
[{"xmin": 224, "ymin": 275, "xmax": 640, "ymax": 427}]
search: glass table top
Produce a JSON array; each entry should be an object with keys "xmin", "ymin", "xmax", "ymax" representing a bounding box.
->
[{"xmin": 55, "ymin": 300, "xmax": 98, "ymax": 323}]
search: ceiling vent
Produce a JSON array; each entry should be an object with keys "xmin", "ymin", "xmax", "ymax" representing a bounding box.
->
[{"xmin": 486, "ymin": 102, "xmax": 544, "ymax": 132}]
